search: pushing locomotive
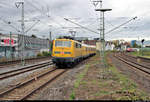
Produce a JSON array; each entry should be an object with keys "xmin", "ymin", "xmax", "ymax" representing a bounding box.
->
[{"xmin": 52, "ymin": 37, "xmax": 96, "ymax": 67}]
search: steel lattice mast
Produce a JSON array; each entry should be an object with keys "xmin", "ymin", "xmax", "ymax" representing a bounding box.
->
[
  {"xmin": 92, "ymin": 0, "xmax": 112, "ymax": 67},
  {"xmin": 15, "ymin": 1, "xmax": 25, "ymax": 66}
]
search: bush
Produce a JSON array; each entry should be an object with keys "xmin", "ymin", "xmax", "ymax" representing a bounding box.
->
[
  {"xmin": 37, "ymin": 53, "xmax": 43, "ymax": 57},
  {"xmin": 42, "ymin": 51, "xmax": 51, "ymax": 57}
]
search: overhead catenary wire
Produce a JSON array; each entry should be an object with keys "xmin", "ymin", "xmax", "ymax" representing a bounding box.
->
[
  {"xmin": 0, "ymin": 16, "xmax": 21, "ymax": 32},
  {"xmin": 105, "ymin": 16, "xmax": 137, "ymax": 35},
  {"xmin": 25, "ymin": 0, "xmax": 64, "ymax": 28},
  {"xmin": 64, "ymin": 18, "xmax": 99, "ymax": 35},
  {"xmin": 105, "ymin": 19, "xmax": 115, "ymax": 27},
  {"xmin": 25, "ymin": 0, "xmax": 101, "ymax": 36},
  {"xmin": 25, "ymin": 0, "xmax": 44, "ymax": 15},
  {"xmin": 0, "ymin": 2, "xmax": 41, "ymax": 34}
]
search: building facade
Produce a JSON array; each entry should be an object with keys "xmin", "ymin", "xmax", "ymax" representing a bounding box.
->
[{"xmin": 0, "ymin": 33, "xmax": 50, "ymax": 59}]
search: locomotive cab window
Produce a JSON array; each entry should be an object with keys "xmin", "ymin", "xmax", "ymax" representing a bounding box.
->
[{"xmin": 55, "ymin": 41, "xmax": 71, "ymax": 47}]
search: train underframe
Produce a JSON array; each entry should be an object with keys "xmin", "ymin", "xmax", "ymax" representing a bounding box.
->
[{"xmin": 52, "ymin": 53, "xmax": 96, "ymax": 68}]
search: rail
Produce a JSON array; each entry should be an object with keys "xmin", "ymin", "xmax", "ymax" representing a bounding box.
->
[
  {"xmin": 0, "ymin": 68, "xmax": 67, "ymax": 100},
  {"xmin": 0, "ymin": 60, "xmax": 53, "ymax": 80}
]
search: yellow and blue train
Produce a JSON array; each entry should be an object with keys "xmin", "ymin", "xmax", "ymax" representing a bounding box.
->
[{"xmin": 52, "ymin": 38, "xmax": 96, "ymax": 67}]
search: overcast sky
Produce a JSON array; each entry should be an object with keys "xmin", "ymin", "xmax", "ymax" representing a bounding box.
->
[{"xmin": 0, "ymin": 0, "xmax": 150, "ymax": 41}]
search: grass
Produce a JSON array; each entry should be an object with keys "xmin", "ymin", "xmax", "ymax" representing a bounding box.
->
[
  {"xmin": 70, "ymin": 91, "xmax": 76, "ymax": 100},
  {"xmin": 69, "ymin": 63, "xmax": 91, "ymax": 100},
  {"xmin": 109, "ymin": 66, "xmax": 137, "ymax": 89},
  {"xmin": 69, "ymin": 52, "xmax": 150, "ymax": 100},
  {"xmin": 129, "ymin": 49, "xmax": 150, "ymax": 58},
  {"xmin": 80, "ymin": 80, "xmax": 87, "ymax": 85},
  {"xmin": 98, "ymin": 66, "xmax": 149, "ymax": 100},
  {"xmin": 74, "ymin": 64, "xmax": 90, "ymax": 88},
  {"xmin": 91, "ymin": 80, "xmax": 98, "ymax": 85},
  {"xmin": 129, "ymin": 51, "xmax": 140, "ymax": 56},
  {"xmin": 106, "ymin": 52, "xmax": 150, "ymax": 100},
  {"xmin": 94, "ymin": 91, "xmax": 110, "ymax": 96},
  {"xmin": 94, "ymin": 65, "xmax": 140, "ymax": 99}
]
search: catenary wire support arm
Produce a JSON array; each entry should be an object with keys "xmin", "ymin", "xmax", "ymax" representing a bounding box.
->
[
  {"xmin": 105, "ymin": 16, "xmax": 137, "ymax": 35},
  {"xmin": 26, "ymin": 0, "xmax": 64, "ymax": 28},
  {"xmin": 25, "ymin": 20, "xmax": 40, "ymax": 33}
]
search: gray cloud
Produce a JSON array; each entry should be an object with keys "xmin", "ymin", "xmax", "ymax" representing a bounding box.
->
[{"xmin": 0, "ymin": 0, "xmax": 150, "ymax": 40}]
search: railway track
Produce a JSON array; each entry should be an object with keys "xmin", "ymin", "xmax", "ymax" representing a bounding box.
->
[
  {"xmin": 114, "ymin": 53, "xmax": 150, "ymax": 75},
  {"xmin": 122, "ymin": 52, "xmax": 150, "ymax": 64},
  {"xmin": 0, "ymin": 57, "xmax": 51, "ymax": 68},
  {"xmin": 0, "ymin": 61, "xmax": 53, "ymax": 80},
  {"xmin": 119, "ymin": 53, "xmax": 150, "ymax": 67},
  {"xmin": 0, "ymin": 68, "xmax": 67, "ymax": 100}
]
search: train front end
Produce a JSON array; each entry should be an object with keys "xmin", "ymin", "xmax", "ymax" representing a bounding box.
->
[{"xmin": 52, "ymin": 39, "xmax": 74, "ymax": 67}]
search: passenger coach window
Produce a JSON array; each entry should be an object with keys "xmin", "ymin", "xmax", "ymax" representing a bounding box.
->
[
  {"xmin": 55, "ymin": 41, "xmax": 71, "ymax": 47},
  {"xmin": 75, "ymin": 43, "xmax": 81, "ymax": 48}
]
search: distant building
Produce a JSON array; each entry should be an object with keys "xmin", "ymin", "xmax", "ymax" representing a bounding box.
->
[
  {"xmin": 0, "ymin": 33, "xmax": 50, "ymax": 59},
  {"xmin": 105, "ymin": 42, "xmax": 115, "ymax": 51},
  {"xmin": 82, "ymin": 40, "xmax": 97, "ymax": 46},
  {"xmin": 96, "ymin": 41, "xmax": 101, "ymax": 51},
  {"xmin": 94, "ymin": 38, "xmax": 100, "ymax": 41}
]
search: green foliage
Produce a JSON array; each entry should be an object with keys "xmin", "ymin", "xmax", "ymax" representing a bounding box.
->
[
  {"xmin": 31, "ymin": 34, "xmax": 37, "ymax": 38},
  {"xmin": 36, "ymin": 51, "xmax": 51, "ymax": 57},
  {"xmin": 74, "ymin": 65, "xmax": 89, "ymax": 88},
  {"xmin": 70, "ymin": 91, "xmax": 76, "ymax": 100},
  {"xmin": 132, "ymin": 43, "xmax": 138, "ymax": 48},
  {"xmin": 42, "ymin": 51, "xmax": 51, "ymax": 57},
  {"xmin": 80, "ymin": 80, "xmax": 87, "ymax": 85},
  {"xmin": 37, "ymin": 53, "xmax": 43, "ymax": 57},
  {"xmin": 129, "ymin": 48, "xmax": 150, "ymax": 57},
  {"xmin": 140, "ymin": 48, "xmax": 150, "ymax": 56},
  {"xmin": 95, "ymin": 91, "xmax": 110, "ymax": 96},
  {"xmin": 129, "ymin": 51, "xmax": 139, "ymax": 56},
  {"xmin": 50, "ymin": 43, "xmax": 53, "ymax": 52},
  {"xmin": 137, "ymin": 45, "xmax": 141, "ymax": 48},
  {"xmin": 108, "ymin": 64, "xmax": 149, "ymax": 100}
]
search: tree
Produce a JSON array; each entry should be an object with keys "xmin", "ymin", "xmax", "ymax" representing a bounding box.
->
[
  {"xmin": 31, "ymin": 34, "xmax": 37, "ymax": 38},
  {"xmin": 133, "ymin": 43, "xmax": 138, "ymax": 48}
]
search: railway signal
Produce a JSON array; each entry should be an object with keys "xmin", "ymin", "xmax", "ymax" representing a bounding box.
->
[
  {"xmin": 141, "ymin": 39, "xmax": 145, "ymax": 43},
  {"xmin": 141, "ymin": 39, "xmax": 145, "ymax": 56}
]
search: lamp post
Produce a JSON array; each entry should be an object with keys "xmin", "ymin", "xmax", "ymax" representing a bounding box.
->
[
  {"xmin": 8, "ymin": 21, "xmax": 13, "ymax": 60},
  {"xmin": 9, "ymin": 32, "xmax": 13, "ymax": 60},
  {"xmin": 49, "ymin": 25, "xmax": 52, "ymax": 53},
  {"xmin": 95, "ymin": 8, "xmax": 112, "ymax": 68},
  {"xmin": 42, "ymin": 35, "xmax": 45, "ymax": 49}
]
